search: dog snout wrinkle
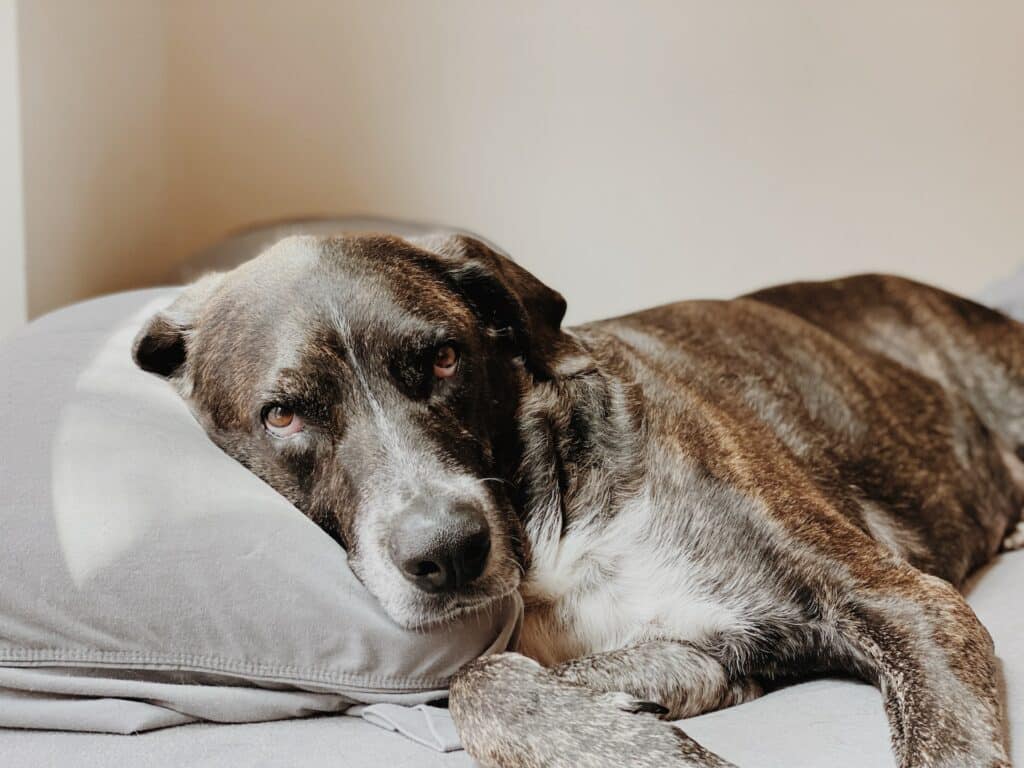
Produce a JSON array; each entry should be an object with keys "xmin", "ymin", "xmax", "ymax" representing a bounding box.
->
[{"xmin": 389, "ymin": 498, "xmax": 491, "ymax": 594}]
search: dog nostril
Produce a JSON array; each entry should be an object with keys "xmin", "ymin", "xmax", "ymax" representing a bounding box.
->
[
  {"xmin": 401, "ymin": 556, "xmax": 450, "ymax": 592},
  {"xmin": 411, "ymin": 560, "xmax": 440, "ymax": 577}
]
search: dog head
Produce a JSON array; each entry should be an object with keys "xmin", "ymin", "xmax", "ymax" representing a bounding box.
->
[{"xmin": 133, "ymin": 233, "xmax": 566, "ymax": 627}]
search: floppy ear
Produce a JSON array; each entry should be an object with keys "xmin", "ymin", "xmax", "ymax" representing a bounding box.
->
[
  {"xmin": 416, "ymin": 234, "xmax": 567, "ymax": 379},
  {"xmin": 133, "ymin": 312, "xmax": 188, "ymax": 378},
  {"xmin": 132, "ymin": 272, "xmax": 225, "ymax": 379}
]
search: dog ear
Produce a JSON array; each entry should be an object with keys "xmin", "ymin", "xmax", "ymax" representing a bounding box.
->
[
  {"xmin": 133, "ymin": 312, "xmax": 188, "ymax": 378},
  {"xmin": 417, "ymin": 234, "xmax": 567, "ymax": 379},
  {"xmin": 132, "ymin": 272, "xmax": 225, "ymax": 379}
]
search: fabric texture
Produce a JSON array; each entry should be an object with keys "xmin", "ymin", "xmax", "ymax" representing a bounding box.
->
[
  {"xmin": 354, "ymin": 703, "xmax": 463, "ymax": 752},
  {"xmin": 0, "ymin": 288, "xmax": 521, "ymax": 737},
  {"xmin": 1, "ymin": 713, "xmax": 478, "ymax": 768}
]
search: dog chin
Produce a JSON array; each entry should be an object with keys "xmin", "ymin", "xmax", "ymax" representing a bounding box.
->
[{"xmin": 384, "ymin": 584, "xmax": 520, "ymax": 630}]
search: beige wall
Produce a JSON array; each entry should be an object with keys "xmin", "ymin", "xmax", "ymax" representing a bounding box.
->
[
  {"xmin": 11, "ymin": 1, "xmax": 1024, "ymax": 324},
  {"xmin": 17, "ymin": 0, "xmax": 169, "ymax": 319},
  {"xmin": 0, "ymin": 0, "xmax": 26, "ymax": 338},
  {"xmin": 164, "ymin": 0, "xmax": 1024, "ymax": 323}
]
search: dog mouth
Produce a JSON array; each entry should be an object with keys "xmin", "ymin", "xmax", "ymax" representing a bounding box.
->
[
  {"xmin": 388, "ymin": 581, "xmax": 522, "ymax": 631},
  {"xmin": 437, "ymin": 586, "xmax": 520, "ymax": 623}
]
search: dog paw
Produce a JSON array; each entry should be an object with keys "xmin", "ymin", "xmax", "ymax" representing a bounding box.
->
[
  {"xmin": 1003, "ymin": 521, "xmax": 1024, "ymax": 551},
  {"xmin": 452, "ymin": 653, "xmax": 737, "ymax": 767}
]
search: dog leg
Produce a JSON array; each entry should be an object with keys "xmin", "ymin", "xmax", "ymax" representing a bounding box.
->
[
  {"xmin": 552, "ymin": 640, "xmax": 762, "ymax": 719},
  {"xmin": 450, "ymin": 652, "xmax": 738, "ymax": 768},
  {"xmin": 839, "ymin": 571, "xmax": 1009, "ymax": 768}
]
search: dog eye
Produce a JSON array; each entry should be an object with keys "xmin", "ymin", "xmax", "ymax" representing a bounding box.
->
[
  {"xmin": 433, "ymin": 344, "xmax": 459, "ymax": 378},
  {"xmin": 263, "ymin": 405, "xmax": 304, "ymax": 437}
]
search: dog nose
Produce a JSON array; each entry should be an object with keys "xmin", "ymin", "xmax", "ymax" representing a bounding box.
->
[{"xmin": 389, "ymin": 499, "xmax": 491, "ymax": 594}]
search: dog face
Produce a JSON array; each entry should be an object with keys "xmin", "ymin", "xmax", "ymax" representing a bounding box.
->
[{"xmin": 133, "ymin": 234, "xmax": 566, "ymax": 628}]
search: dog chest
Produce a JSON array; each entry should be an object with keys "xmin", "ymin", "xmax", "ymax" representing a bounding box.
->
[{"xmin": 517, "ymin": 503, "xmax": 746, "ymax": 666}]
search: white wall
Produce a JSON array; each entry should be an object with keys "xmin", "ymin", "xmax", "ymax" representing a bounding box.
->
[
  {"xmin": 0, "ymin": 0, "xmax": 26, "ymax": 338},
  {"xmin": 11, "ymin": 1, "xmax": 1024, "ymax": 323},
  {"xmin": 164, "ymin": 0, "xmax": 1024, "ymax": 324},
  {"xmin": 17, "ymin": 0, "xmax": 169, "ymax": 319}
]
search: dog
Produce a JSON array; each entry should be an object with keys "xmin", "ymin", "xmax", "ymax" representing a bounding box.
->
[{"xmin": 134, "ymin": 233, "xmax": 1024, "ymax": 767}]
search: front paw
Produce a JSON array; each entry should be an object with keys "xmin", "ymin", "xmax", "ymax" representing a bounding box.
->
[{"xmin": 451, "ymin": 653, "xmax": 737, "ymax": 768}]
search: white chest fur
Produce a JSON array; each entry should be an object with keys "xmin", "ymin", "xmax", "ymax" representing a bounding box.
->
[{"xmin": 517, "ymin": 495, "xmax": 742, "ymax": 667}]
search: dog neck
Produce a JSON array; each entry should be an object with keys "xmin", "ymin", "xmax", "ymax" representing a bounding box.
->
[{"xmin": 512, "ymin": 329, "xmax": 646, "ymax": 582}]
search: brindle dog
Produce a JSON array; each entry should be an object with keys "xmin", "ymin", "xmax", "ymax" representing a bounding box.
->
[{"xmin": 134, "ymin": 233, "xmax": 1023, "ymax": 768}]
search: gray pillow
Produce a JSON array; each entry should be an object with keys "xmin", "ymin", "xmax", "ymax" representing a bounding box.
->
[{"xmin": 0, "ymin": 288, "xmax": 520, "ymax": 735}]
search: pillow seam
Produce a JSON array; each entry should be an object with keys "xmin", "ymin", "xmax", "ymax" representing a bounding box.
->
[{"xmin": 0, "ymin": 649, "xmax": 452, "ymax": 692}]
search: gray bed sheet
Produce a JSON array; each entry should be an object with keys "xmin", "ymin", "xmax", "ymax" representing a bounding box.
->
[{"xmin": 1, "ymin": 714, "xmax": 476, "ymax": 768}]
